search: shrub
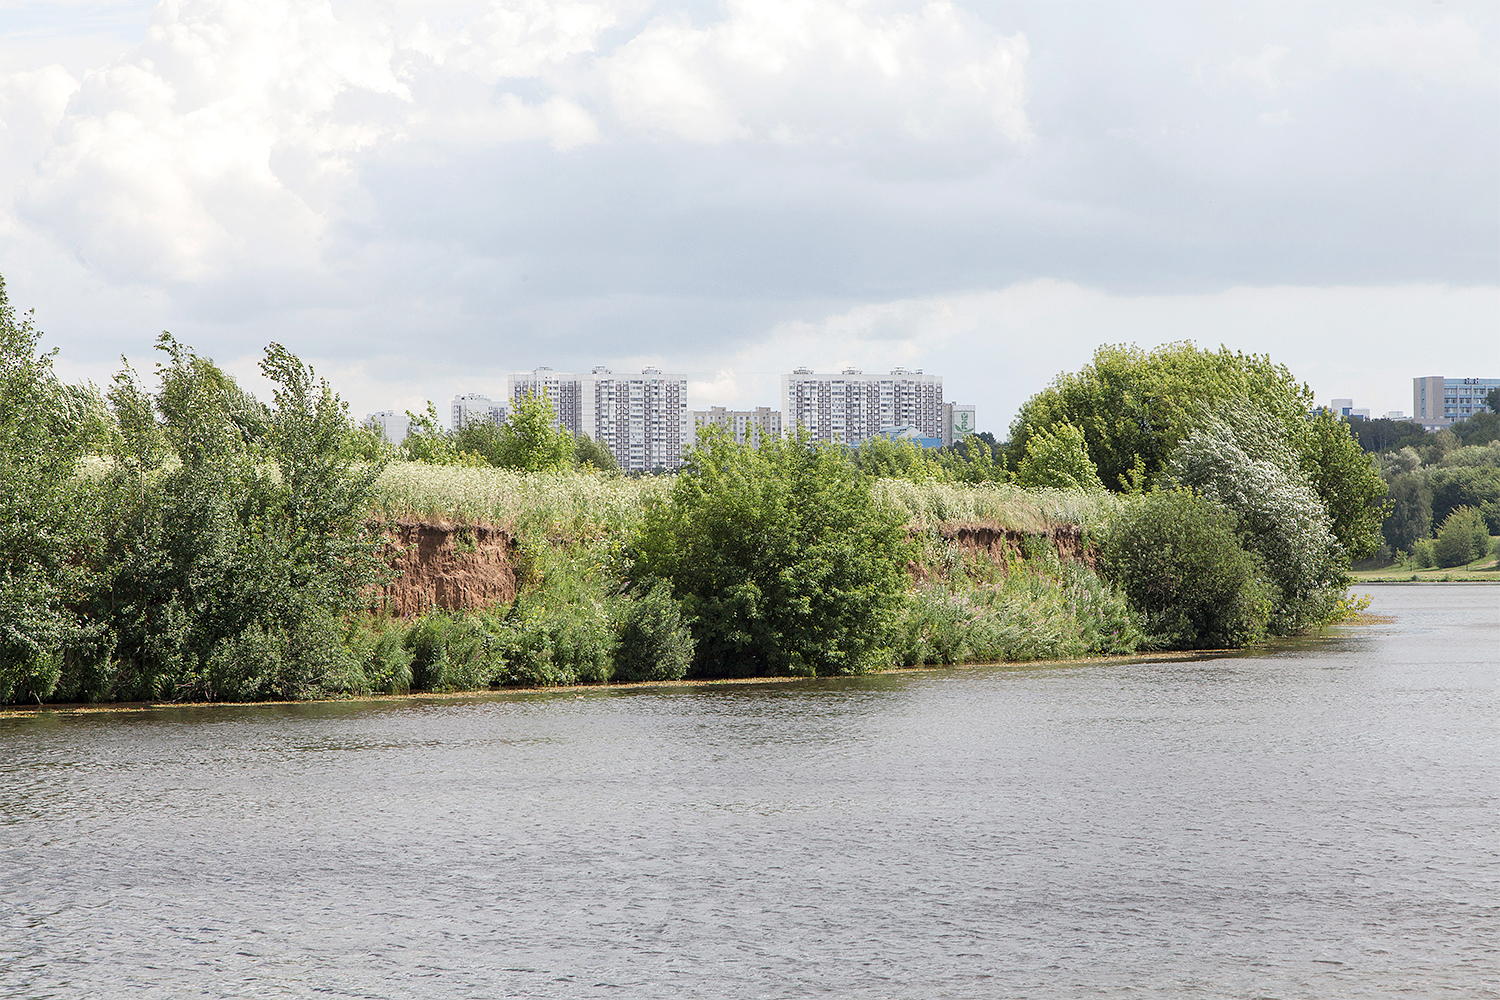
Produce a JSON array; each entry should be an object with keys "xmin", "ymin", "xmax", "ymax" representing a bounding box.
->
[
  {"xmin": 1167, "ymin": 405, "xmax": 1345, "ymax": 634},
  {"xmin": 631, "ymin": 430, "xmax": 912, "ymax": 678},
  {"xmin": 614, "ymin": 581, "xmax": 694, "ymax": 683},
  {"xmin": 1433, "ymin": 507, "xmax": 1493, "ymax": 568},
  {"xmin": 1101, "ymin": 490, "xmax": 1270, "ymax": 649}
]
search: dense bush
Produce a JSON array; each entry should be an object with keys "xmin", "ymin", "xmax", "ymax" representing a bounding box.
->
[
  {"xmin": 631, "ymin": 430, "xmax": 912, "ymax": 678},
  {"xmin": 1014, "ymin": 422, "xmax": 1105, "ymax": 491},
  {"xmin": 1101, "ymin": 491, "xmax": 1271, "ymax": 649},
  {"xmin": 1433, "ymin": 508, "xmax": 1494, "ymax": 568},
  {"xmin": 613, "ymin": 581, "xmax": 694, "ymax": 682},
  {"xmin": 1167, "ymin": 406, "xmax": 1345, "ymax": 634}
]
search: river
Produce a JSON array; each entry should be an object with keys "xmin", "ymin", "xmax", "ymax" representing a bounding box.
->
[{"xmin": 2, "ymin": 584, "xmax": 1496, "ymax": 998}]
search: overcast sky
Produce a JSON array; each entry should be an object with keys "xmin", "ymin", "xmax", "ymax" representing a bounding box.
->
[{"xmin": 1, "ymin": 0, "xmax": 1495, "ymax": 431}]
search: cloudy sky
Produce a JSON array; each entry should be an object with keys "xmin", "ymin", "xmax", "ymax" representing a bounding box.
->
[{"xmin": 1, "ymin": 0, "xmax": 1495, "ymax": 431}]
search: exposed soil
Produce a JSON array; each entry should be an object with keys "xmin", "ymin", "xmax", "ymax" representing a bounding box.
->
[
  {"xmin": 373, "ymin": 522, "xmax": 519, "ymax": 617},
  {"xmin": 937, "ymin": 523, "xmax": 1097, "ymax": 570},
  {"xmin": 372, "ymin": 520, "xmax": 1097, "ymax": 617}
]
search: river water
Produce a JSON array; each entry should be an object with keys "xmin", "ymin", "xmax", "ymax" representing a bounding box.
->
[{"xmin": 1, "ymin": 584, "xmax": 1496, "ymax": 998}]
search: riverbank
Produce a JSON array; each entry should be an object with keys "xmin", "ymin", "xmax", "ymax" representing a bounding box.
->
[{"xmin": 0, "ymin": 647, "xmax": 1229, "ymax": 718}]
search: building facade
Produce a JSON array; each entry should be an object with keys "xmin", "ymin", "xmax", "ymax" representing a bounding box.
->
[
  {"xmin": 1414, "ymin": 376, "xmax": 1500, "ymax": 430},
  {"xmin": 450, "ymin": 393, "xmax": 506, "ymax": 431},
  {"xmin": 780, "ymin": 368, "xmax": 943, "ymax": 446},
  {"xmin": 942, "ymin": 402, "xmax": 976, "ymax": 446},
  {"xmin": 506, "ymin": 367, "xmax": 691, "ymax": 472},
  {"xmin": 365, "ymin": 410, "xmax": 410, "ymax": 444},
  {"xmin": 691, "ymin": 406, "xmax": 782, "ymax": 449}
]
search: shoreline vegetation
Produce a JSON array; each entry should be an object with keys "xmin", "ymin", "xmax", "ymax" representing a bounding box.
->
[
  {"xmin": 0, "ymin": 646, "xmax": 1313, "ymax": 718},
  {"xmin": 3, "ymin": 273, "xmax": 1493, "ymax": 706}
]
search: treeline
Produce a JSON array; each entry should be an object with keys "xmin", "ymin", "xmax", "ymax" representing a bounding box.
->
[{"xmin": 1, "ymin": 278, "xmax": 1395, "ymax": 704}]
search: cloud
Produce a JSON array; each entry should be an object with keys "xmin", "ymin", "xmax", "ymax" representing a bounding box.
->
[
  {"xmin": 1331, "ymin": 13, "xmax": 1489, "ymax": 84},
  {"xmin": 604, "ymin": 0, "xmax": 1032, "ymax": 147}
]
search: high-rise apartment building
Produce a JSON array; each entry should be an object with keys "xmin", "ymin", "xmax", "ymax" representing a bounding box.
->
[
  {"xmin": 1413, "ymin": 376, "xmax": 1500, "ymax": 430},
  {"xmin": 365, "ymin": 410, "xmax": 410, "ymax": 444},
  {"xmin": 781, "ymin": 368, "xmax": 943, "ymax": 446},
  {"xmin": 506, "ymin": 367, "xmax": 690, "ymax": 472},
  {"xmin": 691, "ymin": 406, "xmax": 782, "ymax": 448},
  {"xmin": 450, "ymin": 393, "xmax": 506, "ymax": 431}
]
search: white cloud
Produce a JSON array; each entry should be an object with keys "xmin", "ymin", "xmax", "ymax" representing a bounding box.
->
[
  {"xmin": 604, "ymin": 0, "xmax": 1032, "ymax": 146},
  {"xmin": 1332, "ymin": 13, "xmax": 1489, "ymax": 84}
]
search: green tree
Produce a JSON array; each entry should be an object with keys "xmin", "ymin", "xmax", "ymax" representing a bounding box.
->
[
  {"xmin": 630, "ymin": 430, "xmax": 912, "ymax": 678},
  {"xmin": 1433, "ymin": 507, "xmax": 1493, "ymax": 568},
  {"xmin": 1486, "ymin": 387, "xmax": 1500, "ymax": 413},
  {"xmin": 1166, "ymin": 405, "xmax": 1345, "ymax": 634},
  {"xmin": 851, "ymin": 435, "xmax": 949, "ymax": 482},
  {"xmin": 1382, "ymin": 474, "xmax": 1432, "ymax": 553},
  {"xmin": 86, "ymin": 339, "xmax": 374, "ymax": 702},
  {"xmin": 1100, "ymin": 490, "xmax": 1270, "ymax": 650},
  {"xmin": 497, "ymin": 391, "xmax": 574, "ymax": 472},
  {"xmin": 1014, "ymin": 422, "xmax": 1105, "ymax": 491},
  {"xmin": 0, "ymin": 277, "xmax": 106, "ymax": 702},
  {"xmin": 1296, "ymin": 408, "xmax": 1389, "ymax": 560},
  {"xmin": 1009, "ymin": 342, "xmax": 1313, "ymax": 492},
  {"xmin": 402, "ymin": 401, "xmax": 479, "ymax": 465},
  {"xmin": 573, "ymin": 433, "xmax": 618, "ymax": 472}
]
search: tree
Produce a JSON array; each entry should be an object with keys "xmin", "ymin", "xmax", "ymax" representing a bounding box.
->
[
  {"xmin": 1014, "ymin": 422, "xmax": 1105, "ymax": 491},
  {"xmin": 1166, "ymin": 405, "xmax": 1346, "ymax": 634},
  {"xmin": 1433, "ymin": 507, "xmax": 1493, "ymax": 568},
  {"xmin": 630, "ymin": 430, "xmax": 912, "ymax": 678},
  {"xmin": 1487, "ymin": 387, "xmax": 1500, "ymax": 414},
  {"xmin": 1382, "ymin": 474, "xmax": 1432, "ymax": 553},
  {"xmin": 0, "ymin": 277, "xmax": 106, "ymax": 702},
  {"xmin": 573, "ymin": 433, "xmax": 618, "ymax": 472},
  {"xmin": 1296, "ymin": 408, "xmax": 1389, "ymax": 560},
  {"xmin": 1101, "ymin": 490, "xmax": 1270, "ymax": 650},
  {"xmin": 496, "ymin": 391, "xmax": 574, "ymax": 472},
  {"xmin": 86, "ymin": 339, "xmax": 373, "ymax": 702},
  {"xmin": 1349, "ymin": 417, "xmax": 1429, "ymax": 454},
  {"xmin": 1009, "ymin": 342, "xmax": 1313, "ymax": 492}
]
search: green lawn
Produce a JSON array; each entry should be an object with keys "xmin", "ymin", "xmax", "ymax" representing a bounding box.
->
[{"xmin": 1351, "ymin": 540, "xmax": 1500, "ymax": 583}]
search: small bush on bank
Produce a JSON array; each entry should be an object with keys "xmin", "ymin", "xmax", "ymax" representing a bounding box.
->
[
  {"xmin": 631, "ymin": 431, "xmax": 912, "ymax": 678},
  {"xmin": 1101, "ymin": 490, "xmax": 1271, "ymax": 649},
  {"xmin": 614, "ymin": 581, "xmax": 694, "ymax": 683},
  {"xmin": 1433, "ymin": 507, "xmax": 1494, "ymax": 568}
]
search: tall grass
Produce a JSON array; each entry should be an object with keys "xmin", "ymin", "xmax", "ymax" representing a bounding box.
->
[
  {"xmin": 871, "ymin": 479, "xmax": 1122, "ymax": 533},
  {"xmin": 368, "ymin": 463, "xmax": 669, "ymax": 539}
]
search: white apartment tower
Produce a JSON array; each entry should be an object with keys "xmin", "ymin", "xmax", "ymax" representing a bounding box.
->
[
  {"xmin": 506, "ymin": 366, "xmax": 690, "ymax": 472},
  {"xmin": 781, "ymin": 368, "xmax": 944, "ymax": 446},
  {"xmin": 692, "ymin": 406, "xmax": 782, "ymax": 448},
  {"xmin": 365, "ymin": 410, "xmax": 410, "ymax": 444},
  {"xmin": 449, "ymin": 393, "xmax": 506, "ymax": 431}
]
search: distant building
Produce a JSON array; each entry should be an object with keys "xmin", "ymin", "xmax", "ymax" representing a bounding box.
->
[
  {"xmin": 1329, "ymin": 398, "xmax": 1370, "ymax": 421},
  {"xmin": 506, "ymin": 367, "xmax": 690, "ymax": 472},
  {"xmin": 781, "ymin": 368, "xmax": 943, "ymax": 446},
  {"xmin": 692, "ymin": 406, "xmax": 782, "ymax": 448},
  {"xmin": 1385, "ymin": 411, "xmax": 1406, "ymax": 420},
  {"xmin": 942, "ymin": 402, "xmax": 976, "ymax": 446},
  {"xmin": 1414, "ymin": 376, "xmax": 1500, "ymax": 430},
  {"xmin": 365, "ymin": 410, "xmax": 410, "ymax": 444},
  {"xmin": 450, "ymin": 393, "xmax": 505, "ymax": 431}
]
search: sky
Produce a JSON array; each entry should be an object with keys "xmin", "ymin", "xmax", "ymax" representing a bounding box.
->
[{"xmin": 1, "ymin": 0, "xmax": 1496, "ymax": 433}]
